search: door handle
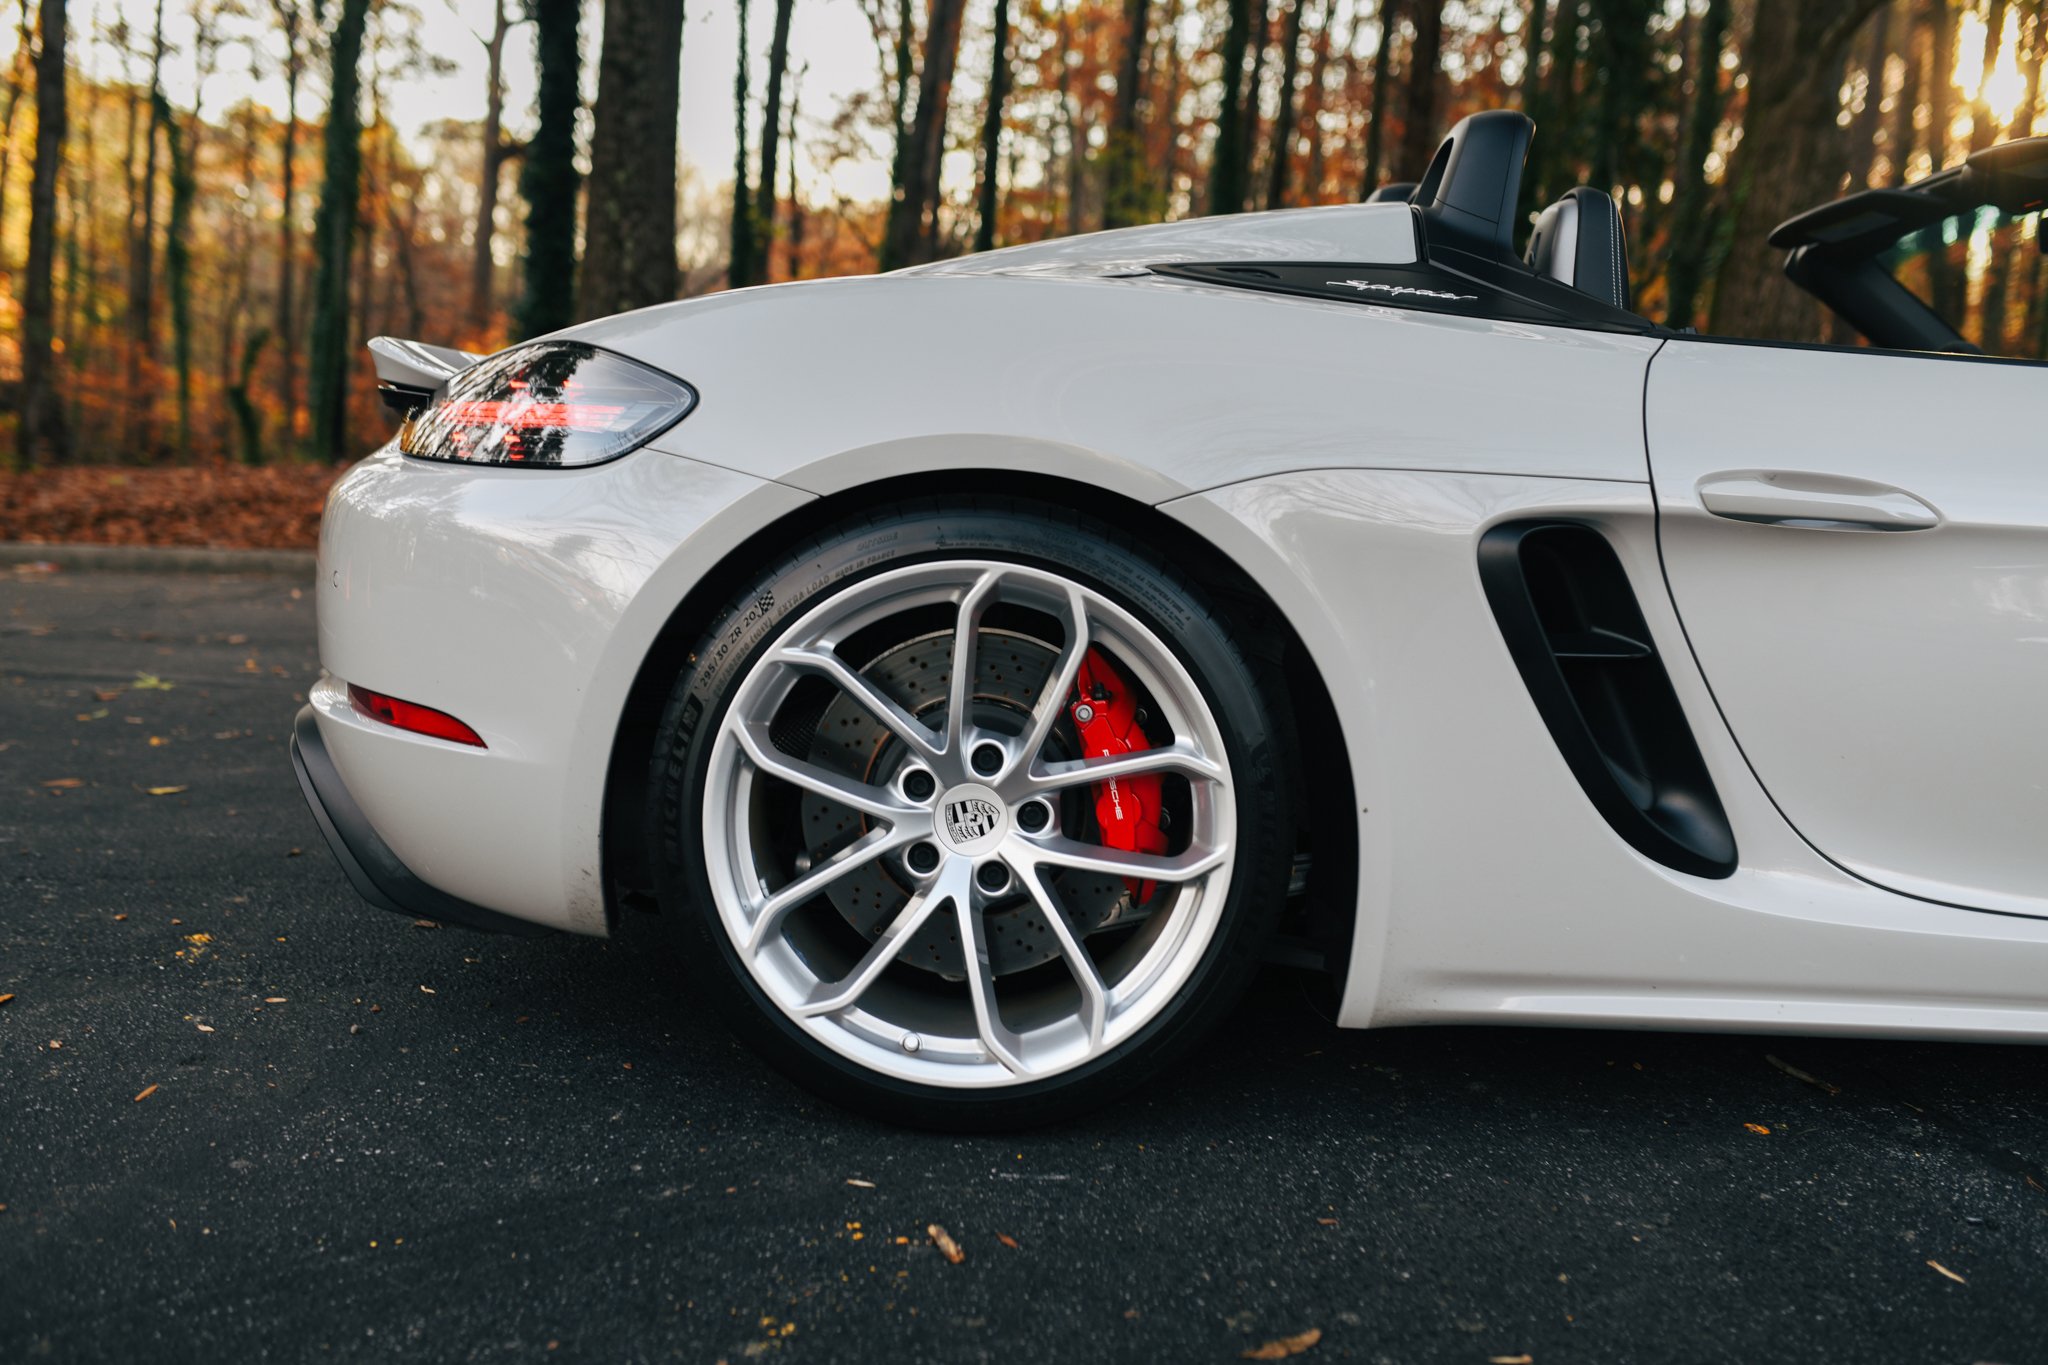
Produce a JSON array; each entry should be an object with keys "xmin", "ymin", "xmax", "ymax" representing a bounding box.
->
[{"xmin": 1695, "ymin": 470, "xmax": 1941, "ymax": 532}]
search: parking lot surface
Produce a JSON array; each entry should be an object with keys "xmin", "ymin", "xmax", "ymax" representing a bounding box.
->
[{"xmin": 4, "ymin": 568, "xmax": 2045, "ymax": 1363}]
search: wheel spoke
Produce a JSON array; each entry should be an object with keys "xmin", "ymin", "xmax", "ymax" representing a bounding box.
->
[
  {"xmin": 956, "ymin": 886, "xmax": 1032, "ymax": 1074},
  {"xmin": 774, "ymin": 645, "xmax": 945, "ymax": 760},
  {"xmin": 1025, "ymin": 743, "xmax": 1226, "ymax": 793},
  {"xmin": 734, "ymin": 721, "xmax": 909, "ymax": 821},
  {"xmin": 789, "ymin": 865, "xmax": 958, "ymax": 1017},
  {"xmin": 1008, "ymin": 582, "xmax": 1090, "ymax": 777},
  {"xmin": 745, "ymin": 825, "xmax": 914, "ymax": 954},
  {"xmin": 944, "ymin": 569, "xmax": 1002, "ymax": 752},
  {"xmin": 1024, "ymin": 835, "xmax": 1228, "ymax": 883},
  {"xmin": 1020, "ymin": 867, "xmax": 1108, "ymax": 1049}
]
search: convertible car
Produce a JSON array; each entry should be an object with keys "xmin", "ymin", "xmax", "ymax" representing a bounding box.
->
[{"xmin": 293, "ymin": 111, "xmax": 2048, "ymax": 1127}]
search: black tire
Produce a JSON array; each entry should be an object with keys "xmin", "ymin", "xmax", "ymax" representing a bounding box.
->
[{"xmin": 646, "ymin": 499, "xmax": 1295, "ymax": 1129}]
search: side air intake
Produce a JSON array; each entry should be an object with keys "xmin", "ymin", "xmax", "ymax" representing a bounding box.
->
[{"xmin": 1478, "ymin": 521, "xmax": 1737, "ymax": 879}]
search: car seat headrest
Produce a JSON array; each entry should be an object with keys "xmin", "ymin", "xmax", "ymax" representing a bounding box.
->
[{"xmin": 1525, "ymin": 187, "xmax": 1632, "ymax": 311}]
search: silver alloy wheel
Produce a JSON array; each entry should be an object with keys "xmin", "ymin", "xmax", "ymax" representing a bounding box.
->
[{"xmin": 702, "ymin": 559, "xmax": 1236, "ymax": 1088}]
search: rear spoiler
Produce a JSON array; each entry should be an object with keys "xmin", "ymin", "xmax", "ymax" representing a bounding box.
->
[
  {"xmin": 1771, "ymin": 136, "xmax": 2048, "ymax": 253},
  {"xmin": 368, "ymin": 336, "xmax": 480, "ymax": 416},
  {"xmin": 1767, "ymin": 135, "xmax": 2048, "ymax": 354}
]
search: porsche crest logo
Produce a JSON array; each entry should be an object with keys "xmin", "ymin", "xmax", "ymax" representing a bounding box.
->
[{"xmin": 945, "ymin": 797, "xmax": 1001, "ymax": 843}]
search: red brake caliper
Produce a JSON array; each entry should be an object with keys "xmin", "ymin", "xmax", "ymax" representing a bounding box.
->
[{"xmin": 1069, "ymin": 648, "xmax": 1167, "ymax": 903}]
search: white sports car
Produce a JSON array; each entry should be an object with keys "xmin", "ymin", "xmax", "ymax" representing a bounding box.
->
[{"xmin": 294, "ymin": 112, "xmax": 2048, "ymax": 1127}]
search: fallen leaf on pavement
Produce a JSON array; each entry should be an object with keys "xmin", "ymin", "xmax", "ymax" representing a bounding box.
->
[
  {"xmin": 0, "ymin": 994, "xmax": 12, "ymax": 1007},
  {"xmin": 131, "ymin": 674, "xmax": 173, "ymax": 690},
  {"xmin": 420, "ymin": 986, "xmax": 436, "ymax": 994},
  {"xmin": 264, "ymin": 997, "xmax": 287, "ymax": 1004},
  {"xmin": 94, "ymin": 688, "xmax": 123, "ymax": 702},
  {"xmin": 48, "ymin": 1040, "xmax": 62, "ymax": 1049},
  {"xmin": 113, "ymin": 913, "xmax": 127, "ymax": 921},
  {"xmin": 146, "ymin": 786, "xmax": 189, "ymax": 796},
  {"xmin": 1743, "ymin": 1123, "xmax": 1771, "ymax": 1135},
  {"xmin": 196, "ymin": 1024, "xmax": 214, "ymax": 1033},
  {"xmin": 1927, "ymin": 1260, "xmax": 1966, "ymax": 1284},
  {"xmin": 1242, "ymin": 1328, "xmax": 1322, "ymax": 1359},
  {"xmin": 996, "ymin": 1233, "xmax": 1020, "ymax": 1249},
  {"xmin": 41, "ymin": 778, "xmax": 83, "ymax": 788},
  {"xmin": 1316, "ymin": 1217, "xmax": 1339, "ymax": 1226},
  {"xmin": 927, "ymin": 1224, "xmax": 965, "ymax": 1264},
  {"xmin": 133, "ymin": 1084, "xmax": 158, "ymax": 1102},
  {"xmin": 845, "ymin": 1178, "xmax": 875, "ymax": 1188},
  {"xmin": 1488, "ymin": 1356, "xmax": 1534, "ymax": 1364}
]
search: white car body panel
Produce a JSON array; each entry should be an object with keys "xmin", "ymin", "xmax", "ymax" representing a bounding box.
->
[
  {"xmin": 1176, "ymin": 471, "xmax": 2048, "ymax": 1039},
  {"xmin": 305, "ymin": 203, "xmax": 2048, "ymax": 1045},
  {"xmin": 1648, "ymin": 339, "xmax": 2048, "ymax": 918},
  {"xmin": 316, "ymin": 446, "xmax": 812, "ymax": 932}
]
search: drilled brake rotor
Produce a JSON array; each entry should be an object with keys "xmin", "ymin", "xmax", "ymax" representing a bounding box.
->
[{"xmin": 796, "ymin": 629, "xmax": 1134, "ymax": 979}]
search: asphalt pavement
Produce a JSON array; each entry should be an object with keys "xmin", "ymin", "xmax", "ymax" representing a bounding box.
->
[{"xmin": 4, "ymin": 564, "xmax": 2046, "ymax": 1364}]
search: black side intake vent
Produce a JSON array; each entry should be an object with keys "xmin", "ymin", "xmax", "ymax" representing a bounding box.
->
[{"xmin": 1478, "ymin": 521, "xmax": 1736, "ymax": 879}]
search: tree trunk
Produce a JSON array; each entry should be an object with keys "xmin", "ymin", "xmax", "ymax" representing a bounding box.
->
[
  {"xmin": 1394, "ymin": 0, "xmax": 1442, "ymax": 182},
  {"xmin": 273, "ymin": 1, "xmax": 299, "ymax": 448},
  {"xmin": 1886, "ymin": 1, "xmax": 1924, "ymax": 187},
  {"xmin": 1209, "ymin": 0, "xmax": 1253, "ymax": 212},
  {"xmin": 1708, "ymin": 0, "xmax": 1889, "ymax": 343},
  {"xmin": 1981, "ymin": 1, "xmax": 2039, "ymax": 352},
  {"xmin": 729, "ymin": 0, "xmax": 754, "ymax": 286},
  {"xmin": 156, "ymin": 90, "xmax": 193, "ymax": 460},
  {"xmin": 1055, "ymin": 0, "xmax": 1082, "ymax": 230},
  {"xmin": 1265, "ymin": 0, "xmax": 1305, "ymax": 207},
  {"xmin": 0, "ymin": 7, "xmax": 37, "ymax": 272},
  {"xmin": 514, "ymin": 0, "xmax": 581, "ymax": 339},
  {"xmin": 1360, "ymin": 0, "xmax": 1400, "ymax": 194},
  {"xmin": 974, "ymin": 0, "xmax": 1012, "ymax": 250},
  {"xmin": 582, "ymin": 0, "xmax": 684, "ymax": 315},
  {"xmin": 1241, "ymin": 0, "xmax": 1271, "ymax": 195},
  {"xmin": 469, "ymin": 0, "xmax": 517, "ymax": 330},
  {"xmin": 127, "ymin": 0, "xmax": 166, "ymax": 454},
  {"xmin": 878, "ymin": 0, "xmax": 967, "ymax": 268},
  {"xmin": 1844, "ymin": 2, "xmax": 1890, "ymax": 192},
  {"xmin": 751, "ymin": 0, "xmax": 795, "ymax": 285},
  {"xmin": 307, "ymin": 0, "xmax": 371, "ymax": 461},
  {"xmin": 1102, "ymin": 0, "xmax": 1149, "ymax": 227},
  {"xmin": 1925, "ymin": 0, "xmax": 1961, "ymax": 320},
  {"xmin": 1299, "ymin": 0, "xmax": 1334, "ymax": 201},
  {"xmin": 1662, "ymin": 0, "xmax": 1729, "ymax": 327},
  {"xmin": 18, "ymin": 0, "xmax": 67, "ymax": 465},
  {"xmin": 785, "ymin": 72, "xmax": 804, "ymax": 276}
]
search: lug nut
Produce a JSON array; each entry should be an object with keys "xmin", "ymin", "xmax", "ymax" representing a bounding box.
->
[
  {"xmin": 971, "ymin": 743, "xmax": 1005, "ymax": 776},
  {"xmin": 976, "ymin": 862, "xmax": 1010, "ymax": 893},
  {"xmin": 1073, "ymin": 703, "xmax": 1096, "ymax": 724},
  {"xmin": 1016, "ymin": 800, "xmax": 1051, "ymax": 833},
  {"xmin": 907, "ymin": 841, "xmax": 941, "ymax": 874},
  {"xmin": 903, "ymin": 769, "xmax": 936, "ymax": 801}
]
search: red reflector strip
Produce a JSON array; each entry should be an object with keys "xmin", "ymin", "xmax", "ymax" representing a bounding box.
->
[
  {"xmin": 347, "ymin": 684, "xmax": 486, "ymax": 747},
  {"xmin": 436, "ymin": 399, "xmax": 631, "ymax": 432}
]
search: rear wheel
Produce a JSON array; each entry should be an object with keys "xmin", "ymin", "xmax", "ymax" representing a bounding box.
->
[{"xmin": 648, "ymin": 502, "xmax": 1293, "ymax": 1128}]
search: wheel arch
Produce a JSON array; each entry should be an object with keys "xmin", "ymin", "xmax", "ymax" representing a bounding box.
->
[{"xmin": 598, "ymin": 469, "xmax": 1357, "ymax": 993}]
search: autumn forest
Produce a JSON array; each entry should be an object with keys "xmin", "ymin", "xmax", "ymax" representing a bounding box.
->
[{"xmin": 0, "ymin": 0, "xmax": 2040, "ymax": 470}]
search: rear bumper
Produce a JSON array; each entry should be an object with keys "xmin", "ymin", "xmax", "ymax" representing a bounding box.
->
[{"xmin": 290, "ymin": 705, "xmax": 547, "ymax": 936}]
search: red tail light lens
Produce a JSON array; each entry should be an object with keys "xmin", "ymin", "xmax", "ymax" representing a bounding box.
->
[
  {"xmin": 348, "ymin": 684, "xmax": 486, "ymax": 747},
  {"xmin": 400, "ymin": 341, "xmax": 695, "ymax": 468}
]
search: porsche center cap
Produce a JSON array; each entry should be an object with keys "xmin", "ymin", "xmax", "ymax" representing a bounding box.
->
[{"xmin": 937, "ymin": 784, "xmax": 1008, "ymax": 855}]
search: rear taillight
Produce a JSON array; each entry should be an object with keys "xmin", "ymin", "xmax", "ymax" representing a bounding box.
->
[
  {"xmin": 348, "ymin": 684, "xmax": 486, "ymax": 747},
  {"xmin": 400, "ymin": 341, "xmax": 694, "ymax": 468}
]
